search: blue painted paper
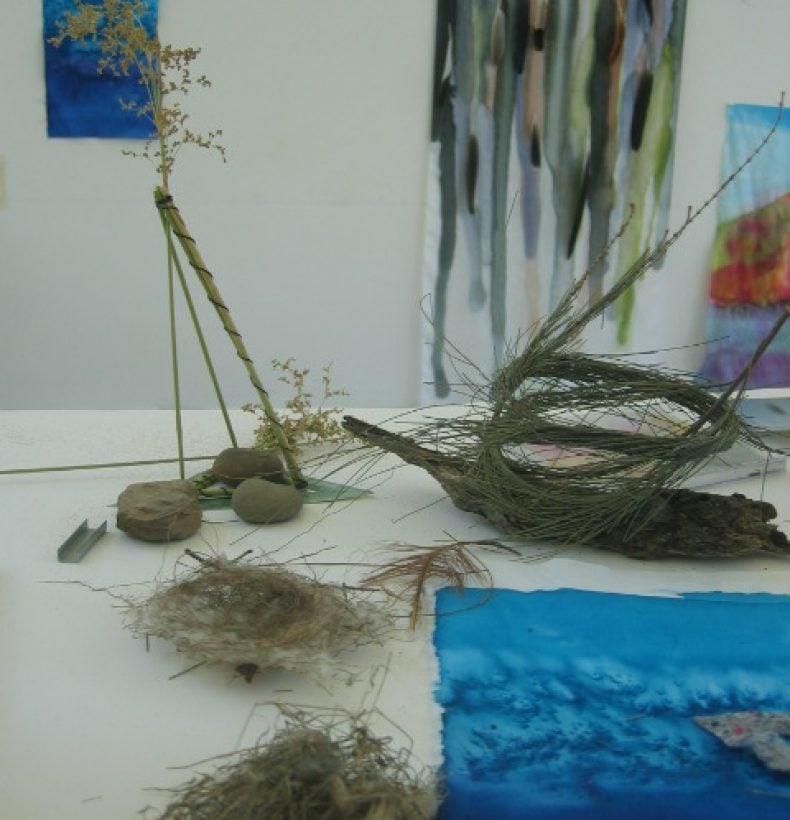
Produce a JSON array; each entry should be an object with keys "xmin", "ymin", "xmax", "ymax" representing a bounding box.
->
[
  {"xmin": 44, "ymin": 0, "xmax": 158, "ymax": 138},
  {"xmin": 434, "ymin": 588, "xmax": 790, "ymax": 819}
]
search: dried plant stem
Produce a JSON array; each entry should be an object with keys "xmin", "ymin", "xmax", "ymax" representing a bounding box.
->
[
  {"xmin": 685, "ymin": 304, "xmax": 790, "ymax": 437},
  {"xmin": 166, "ymin": 229, "xmax": 185, "ymax": 478},
  {"xmin": 154, "ymin": 186, "xmax": 304, "ymax": 487},
  {"xmin": 0, "ymin": 455, "xmax": 215, "ymax": 476},
  {"xmin": 156, "ymin": 207, "xmax": 238, "ymax": 450}
]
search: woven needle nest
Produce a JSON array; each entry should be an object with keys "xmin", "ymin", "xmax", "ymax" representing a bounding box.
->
[
  {"xmin": 126, "ymin": 555, "xmax": 390, "ymax": 681},
  {"xmin": 152, "ymin": 710, "xmax": 439, "ymax": 819},
  {"xmin": 345, "ymin": 223, "xmax": 790, "ymax": 559}
]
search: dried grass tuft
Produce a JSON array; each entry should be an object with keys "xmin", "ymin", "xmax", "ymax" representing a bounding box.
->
[
  {"xmin": 152, "ymin": 709, "xmax": 439, "ymax": 819},
  {"xmin": 126, "ymin": 555, "xmax": 391, "ymax": 680}
]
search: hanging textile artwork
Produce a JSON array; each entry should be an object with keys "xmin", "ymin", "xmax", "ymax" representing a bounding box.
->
[
  {"xmin": 434, "ymin": 587, "xmax": 790, "ymax": 819},
  {"xmin": 698, "ymin": 104, "xmax": 790, "ymax": 389},
  {"xmin": 421, "ymin": 0, "xmax": 687, "ymax": 402},
  {"xmin": 43, "ymin": 0, "xmax": 159, "ymax": 138}
]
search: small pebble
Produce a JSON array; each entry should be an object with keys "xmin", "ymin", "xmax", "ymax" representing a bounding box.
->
[
  {"xmin": 232, "ymin": 478, "xmax": 304, "ymax": 524},
  {"xmin": 212, "ymin": 447, "xmax": 284, "ymax": 486}
]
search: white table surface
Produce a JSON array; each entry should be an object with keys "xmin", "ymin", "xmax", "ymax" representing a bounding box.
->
[{"xmin": 2, "ymin": 409, "xmax": 789, "ymax": 819}]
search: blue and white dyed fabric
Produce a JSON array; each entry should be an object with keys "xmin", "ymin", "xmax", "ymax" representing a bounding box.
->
[{"xmin": 434, "ymin": 588, "xmax": 790, "ymax": 819}]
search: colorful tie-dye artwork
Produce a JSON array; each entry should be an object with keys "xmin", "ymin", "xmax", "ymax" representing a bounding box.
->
[
  {"xmin": 422, "ymin": 1, "xmax": 687, "ymax": 402},
  {"xmin": 699, "ymin": 105, "xmax": 790, "ymax": 389},
  {"xmin": 43, "ymin": 0, "xmax": 158, "ymax": 138},
  {"xmin": 694, "ymin": 711, "xmax": 790, "ymax": 774},
  {"xmin": 433, "ymin": 587, "xmax": 790, "ymax": 819}
]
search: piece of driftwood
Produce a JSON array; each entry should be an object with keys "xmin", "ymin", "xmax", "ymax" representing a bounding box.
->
[{"xmin": 342, "ymin": 415, "xmax": 789, "ymax": 559}]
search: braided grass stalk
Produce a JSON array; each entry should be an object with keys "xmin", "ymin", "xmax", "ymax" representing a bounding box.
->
[
  {"xmin": 154, "ymin": 186, "xmax": 305, "ymax": 488},
  {"xmin": 157, "ymin": 208, "xmax": 238, "ymax": 451}
]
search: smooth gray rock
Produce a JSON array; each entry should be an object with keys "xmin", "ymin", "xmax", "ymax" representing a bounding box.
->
[
  {"xmin": 231, "ymin": 478, "xmax": 304, "ymax": 524},
  {"xmin": 117, "ymin": 480, "xmax": 202, "ymax": 542},
  {"xmin": 212, "ymin": 447, "xmax": 284, "ymax": 486}
]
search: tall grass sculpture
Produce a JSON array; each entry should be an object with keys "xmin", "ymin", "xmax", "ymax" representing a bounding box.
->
[
  {"xmin": 345, "ymin": 121, "xmax": 790, "ymax": 558},
  {"xmin": 50, "ymin": 1, "xmax": 304, "ymax": 486}
]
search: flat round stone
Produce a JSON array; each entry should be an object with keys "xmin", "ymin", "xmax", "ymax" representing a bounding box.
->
[
  {"xmin": 117, "ymin": 480, "xmax": 202, "ymax": 542},
  {"xmin": 231, "ymin": 478, "xmax": 304, "ymax": 524}
]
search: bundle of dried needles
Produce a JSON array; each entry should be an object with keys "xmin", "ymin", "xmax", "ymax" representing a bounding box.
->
[
  {"xmin": 151, "ymin": 709, "xmax": 439, "ymax": 819},
  {"xmin": 345, "ymin": 116, "xmax": 790, "ymax": 558},
  {"xmin": 126, "ymin": 553, "xmax": 390, "ymax": 681},
  {"xmin": 363, "ymin": 541, "xmax": 497, "ymax": 629}
]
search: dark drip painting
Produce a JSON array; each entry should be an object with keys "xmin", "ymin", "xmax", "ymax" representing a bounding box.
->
[{"xmin": 421, "ymin": 0, "xmax": 688, "ymax": 402}]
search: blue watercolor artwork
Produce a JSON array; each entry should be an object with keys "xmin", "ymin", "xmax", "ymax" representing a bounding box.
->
[
  {"xmin": 43, "ymin": 0, "xmax": 158, "ymax": 138},
  {"xmin": 434, "ymin": 588, "xmax": 790, "ymax": 819}
]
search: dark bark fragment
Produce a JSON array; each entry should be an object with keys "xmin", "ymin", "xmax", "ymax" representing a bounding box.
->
[{"xmin": 343, "ymin": 416, "xmax": 789, "ymax": 559}]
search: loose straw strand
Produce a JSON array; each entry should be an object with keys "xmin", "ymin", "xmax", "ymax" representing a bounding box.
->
[{"xmin": 165, "ymin": 224, "xmax": 186, "ymax": 478}]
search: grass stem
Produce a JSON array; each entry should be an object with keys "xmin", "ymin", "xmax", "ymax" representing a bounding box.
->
[{"xmin": 157, "ymin": 206, "xmax": 238, "ymax": 449}]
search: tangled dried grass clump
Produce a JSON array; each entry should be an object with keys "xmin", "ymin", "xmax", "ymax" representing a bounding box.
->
[
  {"xmin": 343, "ymin": 118, "xmax": 790, "ymax": 558},
  {"xmin": 126, "ymin": 555, "xmax": 391, "ymax": 680},
  {"xmin": 344, "ymin": 267, "xmax": 790, "ymax": 558},
  {"xmin": 342, "ymin": 247, "xmax": 787, "ymax": 558},
  {"xmin": 152, "ymin": 710, "xmax": 439, "ymax": 819}
]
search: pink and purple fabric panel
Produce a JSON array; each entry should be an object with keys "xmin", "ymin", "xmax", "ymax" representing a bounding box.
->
[{"xmin": 699, "ymin": 104, "xmax": 790, "ymax": 389}]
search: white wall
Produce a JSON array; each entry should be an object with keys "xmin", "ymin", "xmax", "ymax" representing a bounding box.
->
[{"xmin": 1, "ymin": 0, "xmax": 789, "ymax": 411}]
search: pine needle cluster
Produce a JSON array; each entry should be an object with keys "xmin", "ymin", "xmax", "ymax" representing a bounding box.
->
[{"xmin": 364, "ymin": 541, "xmax": 494, "ymax": 630}]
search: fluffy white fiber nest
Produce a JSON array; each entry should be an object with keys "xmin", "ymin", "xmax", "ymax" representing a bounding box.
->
[{"xmin": 125, "ymin": 556, "xmax": 391, "ymax": 680}]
